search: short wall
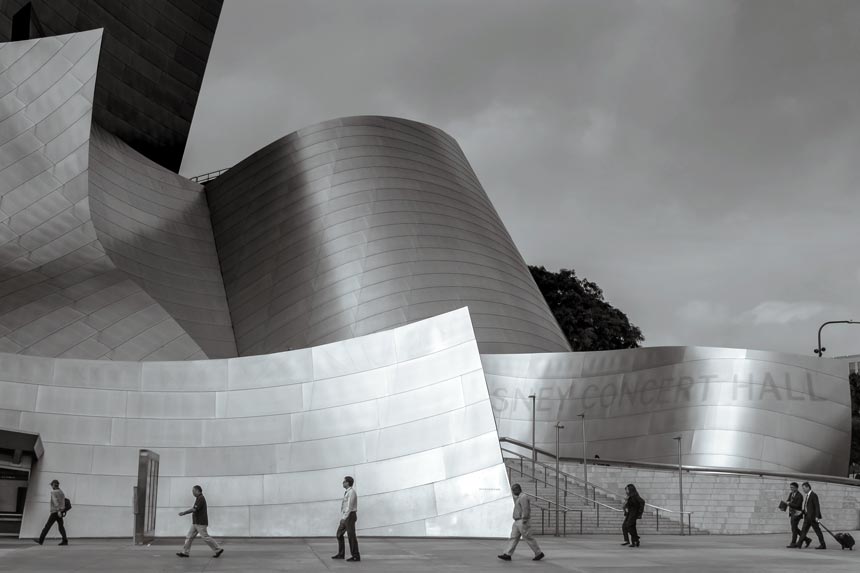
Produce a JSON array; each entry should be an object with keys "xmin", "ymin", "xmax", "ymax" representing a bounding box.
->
[{"xmin": 561, "ymin": 462, "xmax": 860, "ymax": 534}]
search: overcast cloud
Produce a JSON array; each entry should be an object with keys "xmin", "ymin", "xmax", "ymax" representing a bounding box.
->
[{"xmin": 182, "ymin": 0, "xmax": 860, "ymax": 357}]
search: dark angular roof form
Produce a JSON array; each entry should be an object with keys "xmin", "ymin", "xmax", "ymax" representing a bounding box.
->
[{"xmin": 0, "ymin": 0, "xmax": 223, "ymax": 172}]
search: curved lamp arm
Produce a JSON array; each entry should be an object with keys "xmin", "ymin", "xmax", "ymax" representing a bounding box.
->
[{"xmin": 814, "ymin": 320, "xmax": 857, "ymax": 357}]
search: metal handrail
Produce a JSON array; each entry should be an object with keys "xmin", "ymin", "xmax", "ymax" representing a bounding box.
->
[
  {"xmin": 520, "ymin": 492, "xmax": 583, "ymax": 535},
  {"xmin": 189, "ymin": 167, "xmax": 230, "ymax": 183},
  {"xmin": 504, "ymin": 448, "xmax": 622, "ymax": 513},
  {"xmin": 500, "ymin": 436, "xmax": 860, "ymax": 487},
  {"xmin": 502, "ymin": 439, "xmax": 695, "ymax": 533},
  {"xmin": 503, "ymin": 446, "xmax": 688, "ymax": 517}
]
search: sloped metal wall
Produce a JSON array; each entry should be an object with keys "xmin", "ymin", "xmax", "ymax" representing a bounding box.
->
[
  {"xmin": 7, "ymin": 308, "xmax": 511, "ymax": 538},
  {"xmin": 206, "ymin": 116, "xmax": 572, "ymax": 356},
  {"xmin": 484, "ymin": 347, "xmax": 851, "ymax": 476}
]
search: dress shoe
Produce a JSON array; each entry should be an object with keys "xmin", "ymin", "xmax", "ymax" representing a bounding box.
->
[
  {"xmin": 815, "ymin": 545, "xmax": 826, "ymax": 550},
  {"xmin": 533, "ymin": 552, "xmax": 545, "ymax": 561},
  {"xmin": 786, "ymin": 544, "xmax": 797, "ymax": 548},
  {"xmin": 631, "ymin": 540, "xmax": 640, "ymax": 547},
  {"xmin": 58, "ymin": 540, "xmax": 68, "ymax": 546},
  {"xmin": 620, "ymin": 542, "xmax": 630, "ymax": 546},
  {"xmin": 346, "ymin": 556, "xmax": 360, "ymax": 561},
  {"xmin": 214, "ymin": 549, "xmax": 224, "ymax": 558},
  {"xmin": 497, "ymin": 554, "xmax": 512, "ymax": 561},
  {"xmin": 176, "ymin": 552, "xmax": 189, "ymax": 557},
  {"xmin": 332, "ymin": 554, "xmax": 345, "ymax": 559},
  {"xmin": 803, "ymin": 537, "xmax": 812, "ymax": 548},
  {"xmin": 33, "ymin": 539, "xmax": 43, "ymax": 545}
]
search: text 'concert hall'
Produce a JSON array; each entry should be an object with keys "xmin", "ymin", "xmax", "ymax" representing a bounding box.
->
[{"xmin": 0, "ymin": 0, "xmax": 855, "ymax": 544}]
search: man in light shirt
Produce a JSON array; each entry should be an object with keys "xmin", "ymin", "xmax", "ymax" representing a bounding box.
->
[
  {"xmin": 332, "ymin": 476, "xmax": 360, "ymax": 562},
  {"xmin": 498, "ymin": 483, "xmax": 545, "ymax": 562},
  {"xmin": 34, "ymin": 479, "xmax": 68, "ymax": 546}
]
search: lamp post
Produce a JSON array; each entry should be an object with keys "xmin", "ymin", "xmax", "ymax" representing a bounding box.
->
[
  {"xmin": 673, "ymin": 436, "xmax": 684, "ymax": 536},
  {"xmin": 814, "ymin": 320, "xmax": 857, "ymax": 356},
  {"xmin": 578, "ymin": 413, "xmax": 588, "ymax": 504},
  {"xmin": 528, "ymin": 394, "xmax": 536, "ymax": 469},
  {"xmin": 555, "ymin": 422, "xmax": 564, "ymax": 536}
]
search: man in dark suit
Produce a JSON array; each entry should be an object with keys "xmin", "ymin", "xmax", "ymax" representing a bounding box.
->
[
  {"xmin": 785, "ymin": 482, "xmax": 808, "ymax": 548},
  {"xmin": 797, "ymin": 482, "xmax": 826, "ymax": 550}
]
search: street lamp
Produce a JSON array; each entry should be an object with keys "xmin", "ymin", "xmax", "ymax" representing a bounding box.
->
[
  {"xmin": 578, "ymin": 413, "xmax": 588, "ymax": 504},
  {"xmin": 555, "ymin": 422, "xmax": 564, "ymax": 536},
  {"xmin": 814, "ymin": 320, "xmax": 857, "ymax": 356},
  {"xmin": 673, "ymin": 435, "xmax": 684, "ymax": 536},
  {"xmin": 528, "ymin": 394, "xmax": 536, "ymax": 469}
]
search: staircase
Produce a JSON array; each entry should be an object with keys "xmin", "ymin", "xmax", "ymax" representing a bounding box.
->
[{"xmin": 504, "ymin": 457, "xmax": 697, "ymax": 536}]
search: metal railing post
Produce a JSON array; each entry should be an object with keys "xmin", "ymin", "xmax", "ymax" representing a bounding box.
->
[
  {"xmin": 529, "ymin": 394, "xmax": 536, "ymax": 472},
  {"xmin": 673, "ymin": 435, "xmax": 684, "ymax": 536},
  {"xmin": 555, "ymin": 422, "xmax": 564, "ymax": 537},
  {"xmin": 579, "ymin": 413, "xmax": 588, "ymax": 504}
]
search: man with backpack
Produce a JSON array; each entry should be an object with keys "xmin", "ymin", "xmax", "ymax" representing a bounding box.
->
[{"xmin": 34, "ymin": 479, "xmax": 69, "ymax": 546}]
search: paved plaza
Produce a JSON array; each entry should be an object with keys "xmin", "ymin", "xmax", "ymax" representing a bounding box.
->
[{"xmin": 1, "ymin": 534, "xmax": 858, "ymax": 572}]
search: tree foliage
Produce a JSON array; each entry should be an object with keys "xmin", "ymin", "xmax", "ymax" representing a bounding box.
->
[{"xmin": 529, "ymin": 265, "xmax": 644, "ymax": 351}]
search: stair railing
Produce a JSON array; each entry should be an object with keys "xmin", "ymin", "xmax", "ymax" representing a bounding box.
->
[
  {"xmin": 502, "ymin": 443, "xmax": 693, "ymax": 535},
  {"xmin": 506, "ymin": 453, "xmax": 623, "ymax": 530},
  {"xmin": 520, "ymin": 492, "xmax": 583, "ymax": 536}
]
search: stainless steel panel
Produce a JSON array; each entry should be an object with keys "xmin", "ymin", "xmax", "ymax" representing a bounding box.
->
[
  {"xmin": 485, "ymin": 346, "xmax": 851, "ymax": 475},
  {"xmin": 0, "ymin": 31, "xmax": 217, "ymax": 363},
  {"xmin": 7, "ymin": 271, "xmax": 513, "ymax": 538},
  {"xmin": 205, "ymin": 116, "xmax": 570, "ymax": 355}
]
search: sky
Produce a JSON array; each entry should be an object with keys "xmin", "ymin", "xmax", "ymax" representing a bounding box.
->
[{"xmin": 181, "ymin": 0, "xmax": 860, "ymax": 358}]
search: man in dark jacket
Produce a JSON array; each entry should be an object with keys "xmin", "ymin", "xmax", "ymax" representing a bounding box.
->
[
  {"xmin": 176, "ymin": 485, "xmax": 224, "ymax": 558},
  {"xmin": 785, "ymin": 482, "xmax": 808, "ymax": 548},
  {"xmin": 797, "ymin": 482, "xmax": 826, "ymax": 550},
  {"xmin": 621, "ymin": 484, "xmax": 645, "ymax": 547}
]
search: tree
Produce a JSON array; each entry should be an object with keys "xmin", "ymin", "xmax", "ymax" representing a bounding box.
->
[{"xmin": 529, "ymin": 265, "xmax": 644, "ymax": 351}]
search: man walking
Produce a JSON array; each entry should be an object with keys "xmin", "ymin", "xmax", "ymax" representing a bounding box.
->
[
  {"xmin": 34, "ymin": 479, "xmax": 68, "ymax": 546},
  {"xmin": 785, "ymin": 482, "xmax": 808, "ymax": 548},
  {"xmin": 176, "ymin": 485, "xmax": 224, "ymax": 558},
  {"xmin": 332, "ymin": 476, "xmax": 360, "ymax": 562},
  {"xmin": 498, "ymin": 483, "xmax": 545, "ymax": 562},
  {"xmin": 796, "ymin": 482, "xmax": 826, "ymax": 550}
]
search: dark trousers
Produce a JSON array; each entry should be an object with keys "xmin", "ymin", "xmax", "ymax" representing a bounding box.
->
[
  {"xmin": 336, "ymin": 512, "xmax": 359, "ymax": 558},
  {"xmin": 789, "ymin": 513, "xmax": 804, "ymax": 545},
  {"xmin": 798, "ymin": 518, "xmax": 825, "ymax": 547},
  {"xmin": 622, "ymin": 514, "xmax": 639, "ymax": 543},
  {"xmin": 39, "ymin": 512, "xmax": 67, "ymax": 543}
]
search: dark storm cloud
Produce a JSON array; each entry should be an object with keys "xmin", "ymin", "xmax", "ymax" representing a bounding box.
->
[{"xmin": 183, "ymin": 0, "xmax": 860, "ymax": 357}]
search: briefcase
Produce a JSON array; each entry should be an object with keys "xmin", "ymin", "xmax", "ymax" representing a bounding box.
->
[{"xmin": 778, "ymin": 500, "xmax": 788, "ymax": 511}]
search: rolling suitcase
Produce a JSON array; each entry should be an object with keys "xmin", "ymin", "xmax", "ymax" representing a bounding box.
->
[{"xmin": 819, "ymin": 522, "xmax": 855, "ymax": 550}]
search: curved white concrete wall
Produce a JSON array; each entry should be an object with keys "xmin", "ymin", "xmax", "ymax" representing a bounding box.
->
[
  {"xmin": 484, "ymin": 347, "xmax": 851, "ymax": 476},
  {"xmin": 7, "ymin": 308, "xmax": 511, "ymax": 538}
]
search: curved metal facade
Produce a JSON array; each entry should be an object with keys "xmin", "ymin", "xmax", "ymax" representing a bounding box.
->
[
  {"xmin": 7, "ymin": 308, "xmax": 511, "ymax": 538},
  {"xmin": 483, "ymin": 347, "xmax": 851, "ymax": 475},
  {"xmin": 205, "ymin": 116, "xmax": 572, "ymax": 356},
  {"xmin": 88, "ymin": 127, "xmax": 236, "ymax": 358},
  {"xmin": 0, "ymin": 32, "xmax": 235, "ymax": 360}
]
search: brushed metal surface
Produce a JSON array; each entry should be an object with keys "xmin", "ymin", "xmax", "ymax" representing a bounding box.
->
[
  {"xmin": 6, "ymin": 308, "xmax": 512, "ymax": 538},
  {"xmin": 483, "ymin": 348, "xmax": 851, "ymax": 475},
  {"xmin": 0, "ymin": 32, "xmax": 230, "ymax": 361},
  {"xmin": 205, "ymin": 116, "xmax": 571, "ymax": 356}
]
